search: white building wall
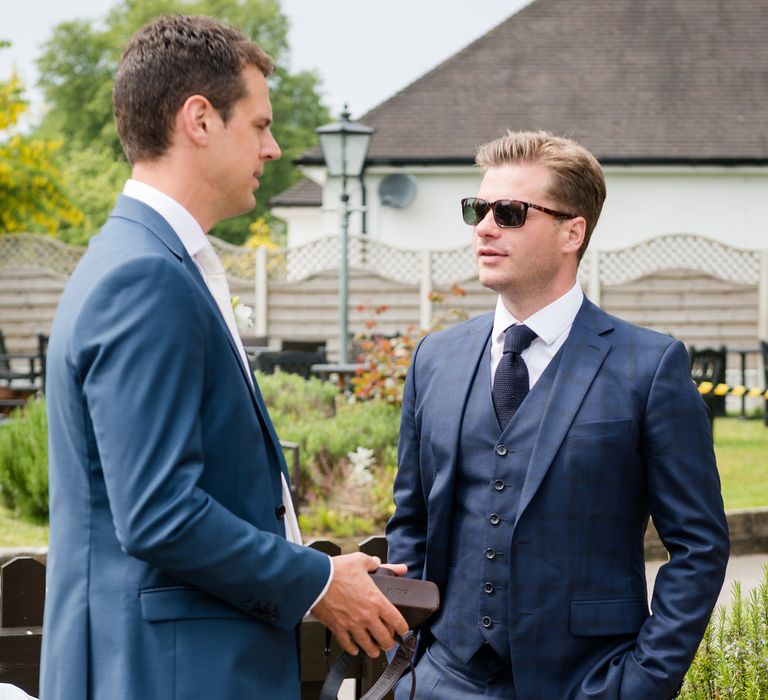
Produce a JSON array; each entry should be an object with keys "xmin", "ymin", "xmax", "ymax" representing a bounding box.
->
[
  {"xmin": 270, "ymin": 207, "xmax": 324, "ymax": 248},
  {"xmin": 279, "ymin": 166, "xmax": 768, "ymax": 252},
  {"xmin": 594, "ymin": 167, "xmax": 768, "ymax": 251}
]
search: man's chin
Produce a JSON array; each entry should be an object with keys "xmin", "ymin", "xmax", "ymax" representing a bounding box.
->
[
  {"xmin": 477, "ymin": 269, "xmax": 509, "ymax": 293},
  {"xmin": 222, "ymin": 196, "xmax": 257, "ymax": 222}
]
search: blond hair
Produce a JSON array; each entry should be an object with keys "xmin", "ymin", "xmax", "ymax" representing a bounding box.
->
[{"xmin": 476, "ymin": 130, "xmax": 606, "ymax": 259}]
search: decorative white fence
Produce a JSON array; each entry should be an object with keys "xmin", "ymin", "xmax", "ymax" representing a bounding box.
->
[{"xmin": 0, "ymin": 232, "xmax": 766, "ymax": 362}]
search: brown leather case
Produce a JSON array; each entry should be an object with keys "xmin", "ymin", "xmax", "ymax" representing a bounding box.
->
[{"xmin": 369, "ymin": 568, "xmax": 440, "ymax": 629}]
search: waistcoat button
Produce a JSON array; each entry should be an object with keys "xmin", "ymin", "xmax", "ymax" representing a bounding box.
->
[
  {"xmin": 495, "ymin": 444, "xmax": 508, "ymax": 456},
  {"xmin": 485, "ymin": 548, "xmax": 496, "ymax": 559},
  {"xmin": 483, "ymin": 582, "xmax": 494, "ymax": 594},
  {"xmin": 481, "ymin": 615, "xmax": 493, "ymax": 628},
  {"xmin": 489, "ymin": 513, "xmax": 501, "ymax": 525},
  {"xmin": 493, "ymin": 479, "xmax": 505, "ymax": 491}
]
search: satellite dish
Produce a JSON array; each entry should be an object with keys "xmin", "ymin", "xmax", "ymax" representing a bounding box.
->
[{"xmin": 378, "ymin": 174, "xmax": 417, "ymax": 208}]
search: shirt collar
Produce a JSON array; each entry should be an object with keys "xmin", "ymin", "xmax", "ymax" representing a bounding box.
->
[
  {"xmin": 492, "ymin": 281, "xmax": 584, "ymax": 347},
  {"xmin": 123, "ymin": 179, "xmax": 209, "ymax": 259}
]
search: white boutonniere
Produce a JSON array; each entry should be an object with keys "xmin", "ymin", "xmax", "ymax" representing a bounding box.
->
[{"xmin": 231, "ymin": 295, "xmax": 253, "ymax": 331}]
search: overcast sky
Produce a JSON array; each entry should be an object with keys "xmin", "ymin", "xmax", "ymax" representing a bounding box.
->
[{"xmin": 1, "ymin": 0, "xmax": 531, "ymax": 124}]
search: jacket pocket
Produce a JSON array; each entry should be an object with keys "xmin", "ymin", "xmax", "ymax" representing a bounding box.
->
[
  {"xmin": 569, "ymin": 598, "xmax": 648, "ymax": 636},
  {"xmin": 140, "ymin": 585, "xmax": 251, "ymax": 622}
]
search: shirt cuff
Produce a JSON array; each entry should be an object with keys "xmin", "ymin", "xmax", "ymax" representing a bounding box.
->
[{"xmin": 306, "ymin": 555, "xmax": 334, "ymax": 616}]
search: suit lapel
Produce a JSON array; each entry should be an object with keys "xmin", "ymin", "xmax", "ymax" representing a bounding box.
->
[
  {"xmin": 183, "ymin": 253, "xmax": 262, "ymax": 405},
  {"xmin": 513, "ymin": 299, "xmax": 614, "ymax": 528},
  {"xmin": 430, "ymin": 315, "xmax": 493, "ymax": 478},
  {"xmin": 110, "ymin": 196, "xmax": 263, "ymax": 411}
]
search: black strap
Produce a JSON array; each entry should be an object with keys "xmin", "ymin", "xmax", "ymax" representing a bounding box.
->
[{"xmin": 318, "ymin": 633, "xmax": 417, "ymax": 700}]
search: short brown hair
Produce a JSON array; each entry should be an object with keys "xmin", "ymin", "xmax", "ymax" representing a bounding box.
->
[
  {"xmin": 113, "ymin": 15, "xmax": 274, "ymax": 164},
  {"xmin": 475, "ymin": 130, "xmax": 606, "ymax": 259}
]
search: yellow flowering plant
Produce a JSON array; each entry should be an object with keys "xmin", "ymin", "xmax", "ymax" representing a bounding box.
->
[{"xmin": 0, "ymin": 48, "xmax": 83, "ymax": 234}]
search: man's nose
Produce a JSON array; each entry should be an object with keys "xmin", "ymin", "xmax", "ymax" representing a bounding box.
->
[
  {"xmin": 263, "ymin": 131, "xmax": 281, "ymax": 161},
  {"xmin": 474, "ymin": 208, "xmax": 500, "ymax": 238}
]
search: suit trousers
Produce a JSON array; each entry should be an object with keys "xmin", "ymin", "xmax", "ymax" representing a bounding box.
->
[{"xmin": 395, "ymin": 640, "xmax": 516, "ymax": 699}]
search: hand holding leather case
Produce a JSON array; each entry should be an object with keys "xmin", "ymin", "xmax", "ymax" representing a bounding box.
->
[
  {"xmin": 369, "ymin": 568, "xmax": 440, "ymax": 629},
  {"xmin": 318, "ymin": 568, "xmax": 440, "ymax": 700}
]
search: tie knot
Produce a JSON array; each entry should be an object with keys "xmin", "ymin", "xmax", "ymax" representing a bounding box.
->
[
  {"xmin": 503, "ymin": 324, "xmax": 537, "ymax": 355},
  {"xmin": 195, "ymin": 244, "xmax": 225, "ymax": 276}
]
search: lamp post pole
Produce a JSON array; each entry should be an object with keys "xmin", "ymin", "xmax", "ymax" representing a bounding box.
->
[
  {"xmin": 339, "ymin": 134, "xmax": 350, "ymax": 363},
  {"xmin": 316, "ymin": 108, "xmax": 374, "ymax": 364}
]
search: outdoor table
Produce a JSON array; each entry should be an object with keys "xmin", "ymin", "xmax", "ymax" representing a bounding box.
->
[
  {"xmin": 310, "ymin": 362, "xmax": 363, "ymax": 392},
  {"xmin": 243, "ymin": 345, "xmax": 273, "ymax": 364}
]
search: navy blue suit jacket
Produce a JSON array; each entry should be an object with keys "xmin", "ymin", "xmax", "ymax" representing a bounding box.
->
[
  {"xmin": 387, "ymin": 298, "xmax": 729, "ymax": 699},
  {"xmin": 40, "ymin": 197, "xmax": 330, "ymax": 699}
]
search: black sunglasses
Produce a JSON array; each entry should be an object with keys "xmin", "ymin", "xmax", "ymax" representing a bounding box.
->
[{"xmin": 461, "ymin": 197, "xmax": 576, "ymax": 228}]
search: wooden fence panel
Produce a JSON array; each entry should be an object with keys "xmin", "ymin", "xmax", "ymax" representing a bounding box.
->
[
  {"xmin": 0, "ymin": 270, "xmax": 65, "ymax": 354},
  {"xmin": 601, "ymin": 270, "xmax": 760, "ymax": 351},
  {"xmin": 0, "ymin": 233, "xmax": 763, "ymax": 374},
  {"xmin": 0, "ymin": 558, "xmax": 46, "ymax": 697}
]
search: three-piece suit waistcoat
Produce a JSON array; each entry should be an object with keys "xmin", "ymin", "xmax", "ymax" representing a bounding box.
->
[{"xmin": 431, "ymin": 338, "xmax": 562, "ymax": 664}]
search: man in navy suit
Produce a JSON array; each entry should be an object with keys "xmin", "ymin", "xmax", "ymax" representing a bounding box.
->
[
  {"xmin": 387, "ymin": 130, "xmax": 729, "ymax": 699},
  {"xmin": 40, "ymin": 16, "xmax": 406, "ymax": 700}
]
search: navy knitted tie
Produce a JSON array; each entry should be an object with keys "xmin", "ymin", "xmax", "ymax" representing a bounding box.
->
[{"xmin": 492, "ymin": 324, "xmax": 538, "ymax": 428}]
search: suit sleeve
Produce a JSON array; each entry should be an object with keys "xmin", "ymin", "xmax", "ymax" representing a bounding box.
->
[
  {"xmin": 386, "ymin": 336, "xmax": 429, "ymax": 580},
  {"xmin": 620, "ymin": 340, "xmax": 729, "ymax": 698},
  {"xmin": 76, "ymin": 255, "xmax": 330, "ymax": 631}
]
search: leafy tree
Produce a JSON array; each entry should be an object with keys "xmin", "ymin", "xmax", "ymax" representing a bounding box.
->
[
  {"xmin": 36, "ymin": 0, "xmax": 328, "ymax": 244},
  {"xmin": 55, "ymin": 146, "xmax": 130, "ymax": 246},
  {"xmin": 0, "ymin": 45, "xmax": 83, "ymax": 234}
]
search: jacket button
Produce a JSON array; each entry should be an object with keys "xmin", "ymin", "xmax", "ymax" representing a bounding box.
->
[
  {"xmin": 481, "ymin": 615, "xmax": 493, "ymax": 628},
  {"xmin": 483, "ymin": 582, "xmax": 494, "ymax": 594},
  {"xmin": 489, "ymin": 513, "xmax": 501, "ymax": 526},
  {"xmin": 485, "ymin": 548, "xmax": 496, "ymax": 560},
  {"xmin": 275, "ymin": 504, "xmax": 286, "ymax": 519},
  {"xmin": 493, "ymin": 479, "xmax": 505, "ymax": 491},
  {"xmin": 495, "ymin": 444, "xmax": 508, "ymax": 456}
]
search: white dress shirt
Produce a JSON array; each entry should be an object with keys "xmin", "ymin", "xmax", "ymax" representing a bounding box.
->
[
  {"xmin": 490, "ymin": 282, "xmax": 584, "ymax": 388},
  {"xmin": 122, "ymin": 181, "xmax": 332, "ymax": 607}
]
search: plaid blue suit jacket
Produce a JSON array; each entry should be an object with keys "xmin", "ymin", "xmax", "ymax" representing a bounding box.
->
[{"xmin": 387, "ymin": 297, "xmax": 729, "ymax": 700}]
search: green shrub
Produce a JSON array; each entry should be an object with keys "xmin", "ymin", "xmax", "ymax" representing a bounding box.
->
[
  {"xmin": 255, "ymin": 370, "xmax": 337, "ymax": 421},
  {"xmin": 274, "ymin": 400, "xmax": 399, "ymax": 480},
  {"xmin": 681, "ymin": 565, "xmax": 768, "ymax": 697},
  {"xmin": 257, "ymin": 376, "xmax": 400, "ymax": 536},
  {"xmin": 0, "ymin": 397, "xmax": 49, "ymax": 521}
]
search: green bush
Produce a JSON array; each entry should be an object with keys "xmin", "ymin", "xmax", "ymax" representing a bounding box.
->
[
  {"xmin": 681, "ymin": 564, "xmax": 768, "ymax": 697},
  {"xmin": 0, "ymin": 397, "xmax": 49, "ymax": 521},
  {"xmin": 274, "ymin": 399, "xmax": 400, "ymax": 536},
  {"xmin": 254, "ymin": 371, "xmax": 401, "ymax": 536},
  {"xmin": 255, "ymin": 369, "xmax": 337, "ymax": 421},
  {"xmin": 274, "ymin": 400, "xmax": 399, "ymax": 479}
]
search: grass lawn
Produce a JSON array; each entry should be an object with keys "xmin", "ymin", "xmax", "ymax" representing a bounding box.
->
[
  {"xmin": 0, "ymin": 417, "xmax": 764, "ymax": 549},
  {"xmin": 714, "ymin": 416, "xmax": 768, "ymax": 510},
  {"xmin": 0, "ymin": 504, "xmax": 48, "ymax": 548}
]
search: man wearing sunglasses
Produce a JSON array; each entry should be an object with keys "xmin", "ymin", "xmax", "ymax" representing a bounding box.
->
[{"xmin": 387, "ymin": 130, "xmax": 728, "ymax": 699}]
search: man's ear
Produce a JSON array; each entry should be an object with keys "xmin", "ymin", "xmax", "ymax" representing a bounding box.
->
[
  {"xmin": 561, "ymin": 216, "xmax": 587, "ymax": 256},
  {"xmin": 178, "ymin": 94, "xmax": 215, "ymax": 146}
]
